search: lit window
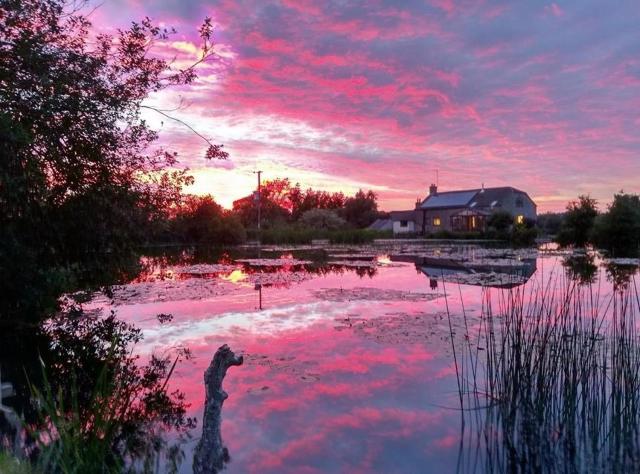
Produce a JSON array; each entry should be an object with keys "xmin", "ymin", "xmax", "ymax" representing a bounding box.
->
[
  {"xmin": 433, "ymin": 217, "xmax": 441, "ymax": 226},
  {"xmin": 516, "ymin": 215, "xmax": 524, "ymax": 224},
  {"xmin": 471, "ymin": 216, "xmax": 477, "ymax": 228}
]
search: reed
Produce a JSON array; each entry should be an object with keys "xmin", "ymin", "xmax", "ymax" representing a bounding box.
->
[{"xmin": 450, "ymin": 266, "xmax": 640, "ymax": 472}]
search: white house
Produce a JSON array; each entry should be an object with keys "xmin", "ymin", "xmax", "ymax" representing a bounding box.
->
[{"xmin": 390, "ymin": 210, "xmax": 417, "ymax": 234}]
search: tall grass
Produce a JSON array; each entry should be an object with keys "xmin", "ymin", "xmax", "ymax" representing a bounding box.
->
[
  {"xmin": 449, "ymin": 266, "xmax": 640, "ymax": 473},
  {"xmin": 247, "ymin": 227, "xmax": 392, "ymax": 244}
]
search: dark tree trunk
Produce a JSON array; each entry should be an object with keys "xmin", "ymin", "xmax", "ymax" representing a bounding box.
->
[{"xmin": 193, "ymin": 344, "xmax": 243, "ymax": 474}]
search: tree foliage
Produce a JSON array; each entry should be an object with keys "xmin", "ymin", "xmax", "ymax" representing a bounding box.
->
[
  {"xmin": 592, "ymin": 192, "xmax": 640, "ymax": 256},
  {"xmin": 231, "ymin": 178, "xmax": 372, "ymax": 229},
  {"xmin": 342, "ymin": 190, "xmax": 379, "ymax": 228},
  {"xmin": 0, "ymin": 0, "xmax": 221, "ymax": 319},
  {"xmin": 299, "ymin": 208, "xmax": 347, "ymax": 230},
  {"xmin": 556, "ymin": 195, "xmax": 598, "ymax": 248},
  {"xmin": 536, "ymin": 212, "xmax": 565, "ymax": 236},
  {"xmin": 487, "ymin": 210, "xmax": 513, "ymax": 233},
  {"xmin": 167, "ymin": 195, "xmax": 246, "ymax": 244}
]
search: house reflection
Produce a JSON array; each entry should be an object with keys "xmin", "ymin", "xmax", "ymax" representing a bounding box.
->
[{"xmin": 392, "ymin": 255, "xmax": 537, "ymax": 289}]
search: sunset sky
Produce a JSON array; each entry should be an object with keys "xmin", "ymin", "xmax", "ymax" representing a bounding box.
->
[{"xmin": 93, "ymin": 0, "xmax": 640, "ymax": 212}]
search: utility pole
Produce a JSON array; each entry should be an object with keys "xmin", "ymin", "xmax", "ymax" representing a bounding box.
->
[{"xmin": 253, "ymin": 170, "xmax": 262, "ymax": 231}]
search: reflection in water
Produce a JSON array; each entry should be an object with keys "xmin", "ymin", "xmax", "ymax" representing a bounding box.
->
[
  {"xmin": 1, "ymin": 306, "xmax": 195, "ymax": 472},
  {"xmin": 455, "ymin": 272, "xmax": 640, "ymax": 473},
  {"xmin": 255, "ymin": 283, "xmax": 263, "ymax": 310},
  {"xmin": 606, "ymin": 262, "xmax": 637, "ymax": 291},
  {"xmin": 563, "ymin": 253, "xmax": 598, "ymax": 285},
  {"xmin": 3, "ymin": 243, "xmax": 640, "ymax": 472},
  {"xmin": 398, "ymin": 255, "xmax": 537, "ymax": 289}
]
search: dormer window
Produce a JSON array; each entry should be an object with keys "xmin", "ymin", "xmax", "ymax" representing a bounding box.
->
[{"xmin": 516, "ymin": 197, "xmax": 524, "ymax": 208}]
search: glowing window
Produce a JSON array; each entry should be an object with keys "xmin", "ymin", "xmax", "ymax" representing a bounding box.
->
[
  {"xmin": 516, "ymin": 215, "xmax": 524, "ymax": 224},
  {"xmin": 433, "ymin": 217, "xmax": 441, "ymax": 226}
]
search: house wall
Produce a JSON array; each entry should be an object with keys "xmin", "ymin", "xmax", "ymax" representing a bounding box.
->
[
  {"xmin": 501, "ymin": 191, "xmax": 537, "ymax": 222},
  {"xmin": 422, "ymin": 208, "xmax": 463, "ymax": 233},
  {"xmin": 393, "ymin": 220, "xmax": 416, "ymax": 234}
]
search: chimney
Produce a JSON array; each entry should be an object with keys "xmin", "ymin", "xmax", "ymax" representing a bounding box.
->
[{"xmin": 429, "ymin": 183, "xmax": 438, "ymax": 196}]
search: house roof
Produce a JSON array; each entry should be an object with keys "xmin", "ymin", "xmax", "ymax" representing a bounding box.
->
[
  {"xmin": 469, "ymin": 187, "xmax": 519, "ymax": 208},
  {"xmin": 368, "ymin": 218, "xmax": 393, "ymax": 231},
  {"xmin": 419, "ymin": 190, "xmax": 479, "ymax": 209},
  {"xmin": 390, "ymin": 210, "xmax": 417, "ymax": 221},
  {"xmin": 419, "ymin": 186, "xmax": 532, "ymax": 210}
]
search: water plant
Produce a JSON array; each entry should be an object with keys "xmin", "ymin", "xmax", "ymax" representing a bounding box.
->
[{"xmin": 449, "ymin": 266, "xmax": 640, "ymax": 472}]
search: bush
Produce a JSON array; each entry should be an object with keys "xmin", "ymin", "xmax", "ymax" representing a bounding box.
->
[
  {"xmin": 0, "ymin": 453, "xmax": 33, "ymax": 474},
  {"xmin": 537, "ymin": 212, "xmax": 565, "ymax": 236},
  {"xmin": 488, "ymin": 210, "xmax": 513, "ymax": 233},
  {"xmin": 299, "ymin": 209, "xmax": 347, "ymax": 230},
  {"xmin": 328, "ymin": 229, "xmax": 384, "ymax": 244},
  {"xmin": 256, "ymin": 227, "xmax": 315, "ymax": 244},
  {"xmin": 511, "ymin": 223, "xmax": 538, "ymax": 247}
]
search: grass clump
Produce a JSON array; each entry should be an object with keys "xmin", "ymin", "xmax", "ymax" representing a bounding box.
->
[
  {"xmin": 449, "ymin": 265, "xmax": 640, "ymax": 472},
  {"xmin": 0, "ymin": 453, "xmax": 35, "ymax": 474}
]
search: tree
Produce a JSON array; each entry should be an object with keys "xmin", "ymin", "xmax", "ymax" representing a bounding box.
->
[
  {"xmin": 170, "ymin": 195, "xmax": 246, "ymax": 244},
  {"xmin": 299, "ymin": 209, "xmax": 347, "ymax": 230},
  {"xmin": 556, "ymin": 195, "xmax": 598, "ymax": 248},
  {"xmin": 342, "ymin": 190, "xmax": 380, "ymax": 228},
  {"xmin": 592, "ymin": 192, "xmax": 640, "ymax": 256},
  {"xmin": 288, "ymin": 184, "xmax": 345, "ymax": 220},
  {"xmin": 0, "ymin": 0, "xmax": 222, "ymax": 319}
]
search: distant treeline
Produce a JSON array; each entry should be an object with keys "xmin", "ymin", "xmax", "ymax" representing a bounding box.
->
[
  {"xmin": 148, "ymin": 179, "xmax": 389, "ymax": 246},
  {"xmin": 541, "ymin": 193, "xmax": 640, "ymax": 257}
]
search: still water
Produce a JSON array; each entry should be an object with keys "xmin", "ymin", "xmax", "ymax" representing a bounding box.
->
[{"xmin": 5, "ymin": 241, "xmax": 640, "ymax": 472}]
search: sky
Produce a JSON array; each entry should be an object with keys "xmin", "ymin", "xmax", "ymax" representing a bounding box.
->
[{"xmin": 91, "ymin": 0, "xmax": 640, "ymax": 212}]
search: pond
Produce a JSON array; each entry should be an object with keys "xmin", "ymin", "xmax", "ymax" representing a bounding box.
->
[{"xmin": 2, "ymin": 241, "xmax": 640, "ymax": 473}]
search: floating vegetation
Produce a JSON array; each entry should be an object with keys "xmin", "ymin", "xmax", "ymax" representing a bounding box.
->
[
  {"xmin": 247, "ymin": 271, "xmax": 312, "ymax": 287},
  {"xmin": 441, "ymin": 271, "xmax": 529, "ymax": 287},
  {"xmin": 243, "ymin": 353, "xmax": 319, "ymax": 384},
  {"xmin": 604, "ymin": 257, "xmax": 640, "ymax": 266},
  {"xmin": 260, "ymin": 245, "xmax": 322, "ymax": 252},
  {"xmin": 101, "ymin": 279, "xmax": 237, "ymax": 305},
  {"xmin": 175, "ymin": 263, "xmax": 240, "ymax": 275},
  {"xmin": 325, "ymin": 260, "xmax": 377, "ymax": 268},
  {"xmin": 235, "ymin": 258, "xmax": 312, "ymax": 267},
  {"xmin": 312, "ymin": 287, "xmax": 441, "ymax": 302},
  {"xmin": 334, "ymin": 311, "xmax": 464, "ymax": 350}
]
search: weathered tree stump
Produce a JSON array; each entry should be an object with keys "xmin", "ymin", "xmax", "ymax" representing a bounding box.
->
[{"xmin": 193, "ymin": 344, "xmax": 243, "ymax": 474}]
